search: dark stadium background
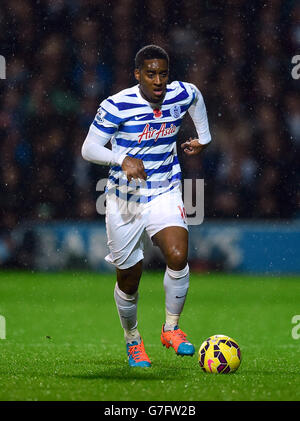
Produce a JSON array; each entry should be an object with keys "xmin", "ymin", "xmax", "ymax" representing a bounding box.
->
[{"xmin": 0, "ymin": 0, "xmax": 299, "ymax": 272}]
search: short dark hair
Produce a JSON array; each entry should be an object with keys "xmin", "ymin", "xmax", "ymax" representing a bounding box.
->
[{"xmin": 135, "ymin": 45, "xmax": 169, "ymax": 69}]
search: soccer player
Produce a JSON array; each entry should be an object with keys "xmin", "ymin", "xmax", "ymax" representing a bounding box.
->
[{"xmin": 81, "ymin": 45, "xmax": 211, "ymax": 367}]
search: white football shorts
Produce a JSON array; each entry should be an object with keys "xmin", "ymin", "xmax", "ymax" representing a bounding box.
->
[{"xmin": 105, "ymin": 187, "xmax": 188, "ymax": 269}]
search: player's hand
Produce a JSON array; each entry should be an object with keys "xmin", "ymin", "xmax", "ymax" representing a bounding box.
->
[
  {"xmin": 181, "ymin": 138, "xmax": 207, "ymax": 155},
  {"xmin": 122, "ymin": 156, "xmax": 147, "ymax": 182}
]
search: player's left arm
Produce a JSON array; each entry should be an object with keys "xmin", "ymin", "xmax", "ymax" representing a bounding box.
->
[{"xmin": 181, "ymin": 83, "xmax": 211, "ymax": 156}]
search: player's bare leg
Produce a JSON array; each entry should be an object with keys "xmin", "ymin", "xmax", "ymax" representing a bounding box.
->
[
  {"xmin": 116, "ymin": 260, "xmax": 143, "ymax": 295},
  {"xmin": 152, "ymin": 226, "xmax": 195, "ymax": 356},
  {"xmin": 114, "ymin": 260, "xmax": 151, "ymax": 367},
  {"xmin": 152, "ymin": 226, "xmax": 188, "ymax": 271}
]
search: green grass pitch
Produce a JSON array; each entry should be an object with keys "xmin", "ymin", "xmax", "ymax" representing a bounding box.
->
[{"xmin": 1, "ymin": 270, "xmax": 300, "ymax": 401}]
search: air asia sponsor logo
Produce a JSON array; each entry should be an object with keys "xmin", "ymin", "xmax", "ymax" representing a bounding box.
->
[{"xmin": 138, "ymin": 123, "xmax": 176, "ymax": 143}]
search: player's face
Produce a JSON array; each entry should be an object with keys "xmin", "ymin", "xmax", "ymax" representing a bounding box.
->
[{"xmin": 135, "ymin": 59, "xmax": 169, "ymax": 103}]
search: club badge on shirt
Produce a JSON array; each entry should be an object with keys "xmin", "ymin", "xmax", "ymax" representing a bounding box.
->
[{"xmin": 170, "ymin": 105, "xmax": 181, "ymax": 119}]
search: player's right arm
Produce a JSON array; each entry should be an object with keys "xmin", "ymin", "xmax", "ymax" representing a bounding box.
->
[{"xmin": 81, "ymin": 100, "xmax": 146, "ymax": 181}]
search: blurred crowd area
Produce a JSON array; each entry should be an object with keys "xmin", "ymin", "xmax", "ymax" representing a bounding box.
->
[{"xmin": 1, "ymin": 0, "xmax": 300, "ymax": 241}]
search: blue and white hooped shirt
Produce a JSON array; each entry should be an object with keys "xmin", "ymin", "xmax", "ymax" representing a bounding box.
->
[{"xmin": 90, "ymin": 81, "xmax": 211, "ymax": 203}]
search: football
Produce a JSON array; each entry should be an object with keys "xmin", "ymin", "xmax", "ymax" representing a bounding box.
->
[{"xmin": 198, "ymin": 334, "xmax": 241, "ymax": 374}]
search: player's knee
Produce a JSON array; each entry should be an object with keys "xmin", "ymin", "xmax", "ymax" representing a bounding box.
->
[
  {"xmin": 116, "ymin": 275, "xmax": 140, "ymax": 295},
  {"xmin": 116, "ymin": 262, "xmax": 142, "ymax": 295},
  {"xmin": 116, "ymin": 281, "xmax": 139, "ymax": 296},
  {"xmin": 166, "ymin": 246, "xmax": 187, "ymax": 271}
]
